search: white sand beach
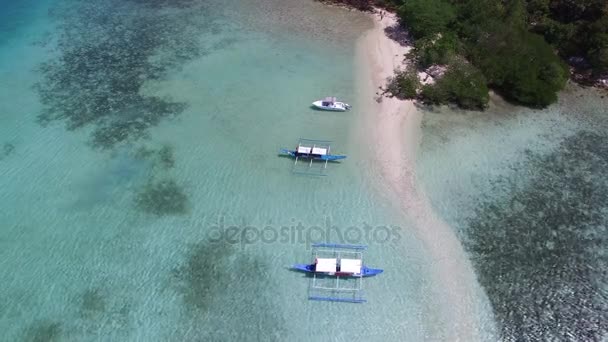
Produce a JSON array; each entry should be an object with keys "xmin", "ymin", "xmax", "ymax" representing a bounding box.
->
[{"xmin": 356, "ymin": 10, "xmax": 496, "ymax": 340}]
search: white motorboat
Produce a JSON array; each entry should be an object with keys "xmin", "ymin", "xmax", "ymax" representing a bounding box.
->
[{"xmin": 312, "ymin": 97, "xmax": 351, "ymax": 112}]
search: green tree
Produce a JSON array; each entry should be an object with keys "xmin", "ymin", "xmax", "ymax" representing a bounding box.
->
[
  {"xmin": 421, "ymin": 60, "xmax": 489, "ymax": 110},
  {"xmin": 385, "ymin": 69, "xmax": 420, "ymax": 99},
  {"xmin": 506, "ymin": 0, "xmax": 528, "ymax": 31},
  {"xmin": 412, "ymin": 32, "xmax": 459, "ymax": 68},
  {"xmin": 466, "ymin": 9, "xmax": 568, "ymax": 107},
  {"xmin": 452, "ymin": 0, "xmax": 505, "ymax": 41},
  {"xmin": 398, "ymin": 0, "xmax": 456, "ymax": 38},
  {"xmin": 586, "ymin": 15, "xmax": 608, "ymax": 74},
  {"xmin": 590, "ymin": 47, "xmax": 608, "ymax": 75},
  {"xmin": 383, "ymin": 0, "xmax": 595, "ymax": 107},
  {"xmin": 534, "ymin": 18, "xmax": 577, "ymax": 47},
  {"xmin": 547, "ymin": 0, "xmax": 606, "ymax": 23},
  {"xmin": 526, "ymin": 0, "xmax": 550, "ymax": 22}
]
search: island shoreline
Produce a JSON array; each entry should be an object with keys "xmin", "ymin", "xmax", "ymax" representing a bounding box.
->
[{"xmin": 354, "ymin": 9, "xmax": 497, "ymax": 340}]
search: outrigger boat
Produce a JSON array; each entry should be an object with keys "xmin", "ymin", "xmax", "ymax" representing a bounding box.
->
[
  {"xmin": 292, "ymin": 243, "xmax": 383, "ymax": 303},
  {"xmin": 280, "ymin": 138, "xmax": 346, "ymax": 176},
  {"xmin": 292, "ymin": 258, "xmax": 383, "ymax": 277},
  {"xmin": 312, "ymin": 97, "xmax": 351, "ymax": 112}
]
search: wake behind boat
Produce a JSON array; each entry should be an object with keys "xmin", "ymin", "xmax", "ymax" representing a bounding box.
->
[{"xmin": 312, "ymin": 96, "xmax": 351, "ymax": 111}]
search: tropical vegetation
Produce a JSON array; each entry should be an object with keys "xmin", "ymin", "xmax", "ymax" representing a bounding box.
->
[{"xmin": 325, "ymin": 0, "xmax": 608, "ymax": 109}]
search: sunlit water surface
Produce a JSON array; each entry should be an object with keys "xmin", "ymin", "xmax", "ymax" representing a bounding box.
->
[{"xmin": 0, "ymin": 0, "xmax": 457, "ymax": 340}]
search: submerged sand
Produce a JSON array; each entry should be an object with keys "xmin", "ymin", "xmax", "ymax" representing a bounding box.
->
[{"xmin": 355, "ymin": 10, "xmax": 496, "ymax": 340}]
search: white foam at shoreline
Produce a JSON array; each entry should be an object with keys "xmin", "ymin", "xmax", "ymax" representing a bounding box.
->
[{"xmin": 355, "ymin": 9, "xmax": 497, "ymax": 340}]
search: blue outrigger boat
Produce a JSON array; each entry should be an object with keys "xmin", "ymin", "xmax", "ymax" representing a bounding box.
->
[
  {"xmin": 280, "ymin": 147, "xmax": 347, "ymax": 162},
  {"xmin": 292, "ymin": 260, "xmax": 383, "ymax": 277},
  {"xmin": 293, "ymin": 243, "xmax": 383, "ymax": 303},
  {"xmin": 280, "ymin": 139, "xmax": 346, "ymax": 175}
]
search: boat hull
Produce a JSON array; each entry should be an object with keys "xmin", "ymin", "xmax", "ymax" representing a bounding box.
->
[
  {"xmin": 312, "ymin": 100, "xmax": 350, "ymax": 112},
  {"xmin": 292, "ymin": 263, "xmax": 383, "ymax": 277},
  {"xmin": 280, "ymin": 149, "xmax": 346, "ymax": 161}
]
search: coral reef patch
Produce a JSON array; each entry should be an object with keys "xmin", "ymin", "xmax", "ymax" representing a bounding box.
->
[
  {"xmin": 35, "ymin": 0, "xmax": 213, "ymax": 149},
  {"xmin": 135, "ymin": 179, "xmax": 188, "ymax": 216},
  {"xmin": 1, "ymin": 142, "xmax": 15, "ymax": 160},
  {"xmin": 21, "ymin": 321, "xmax": 62, "ymax": 342},
  {"xmin": 467, "ymin": 131, "xmax": 608, "ymax": 340},
  {"xmin": 173, "ymin": 241, "xmax": 285, "ymax": 340}
]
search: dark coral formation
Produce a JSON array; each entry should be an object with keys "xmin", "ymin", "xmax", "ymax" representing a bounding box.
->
[
  {"xmin": 1, "ymin": 142, "xmax": 15, "ymax": 160},
  {"xmin": 21, "ymin": 321, "xmax": 62, "ymax": 342},
  {"xmin": 131, "ymin": 144, "xmax": 185, "ymax": 216},
  {"xmin": 135, "ymin": 179, "xmax": 188, "ymax": 215},
  {"xmin": 174, "ymin": 241, "xmax": 234, "ymax": 311},
  {"xmin": 467, "ymin": 131, "xmax": 608, "ymax": 341},
  {"xmin": 33, "ymin": 0, "xmax": 212, "ymax": 215},
  {"xmin": 80, "ymin": 288, "xmax": 106, "ymax": 318},
  {"xmin": 157, "ymin": 145, "xmax": 175, "ymax": 169},
  {"xmin": 3, "ymin": 143, "xmax": 15, "ymax": 155},
  {"xmin": 173, "ymin": 241, "xmax": 285, "ymax": 340},
  {"xmin": 35, "ymin": 0, "xmax": 212, "ymax": 149},
  {"xmin": 76, "ymin": 286, "xmax": 130, "ymax": 333},
  {"xmin": 134, "ymin": 144, "xmax": 175, "ymax": 170}
]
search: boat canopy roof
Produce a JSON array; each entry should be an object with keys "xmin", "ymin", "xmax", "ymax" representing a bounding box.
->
[
  {"xmin": 315, "ymin": 258, "xmax": 337, "ymax": 272},
  {"xmin": 297, "ymin": 146, "xmax": 311, "ymax": 154},
  {"xmin": 312, "ymin": 147, "xmax": 327, "ymax": 155},
  {"xmin": 296, "ymin": 145, "xmax": 328, "ymax": 155},
  {"xmin": 323, "ymin": 96, "xmax": 337, "ymax": 103},
  {"xmin": 340, "ymin": 258, "xmax": 362, "ymax": 274},
  {"xmin": 314, "ymin": 257, "xmax": 362, "ymax": 273}
]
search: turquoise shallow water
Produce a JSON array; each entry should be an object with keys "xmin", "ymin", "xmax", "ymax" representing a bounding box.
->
[
  {"xmin": 0, "ymin": 0, "xmax": 456, "ymax": 340},
  {"xmin": 10, "ymin": 0, "xmax": 604, "ymax": 340}
]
